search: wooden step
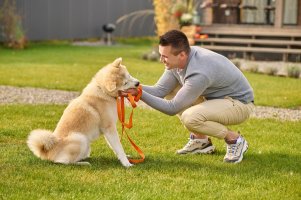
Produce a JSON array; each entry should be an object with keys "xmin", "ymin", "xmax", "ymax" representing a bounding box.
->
[
  {"xmin": 200, "ymin": 45, "xmax": 301, "ymax": 54},
  {"xmin": 201, "ymin": 26, "xmax": 301, "ymax": 38},
  {"xmin": 195, "ymin": 38, "xmax": 301, "ymax": 46}
]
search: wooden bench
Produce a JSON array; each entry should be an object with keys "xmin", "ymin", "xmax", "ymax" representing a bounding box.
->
[{"xmin": 194, "ymin": 26, "xmax": 301, "ymax": 61}]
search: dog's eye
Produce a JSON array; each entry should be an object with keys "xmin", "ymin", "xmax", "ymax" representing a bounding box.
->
[{"xmin": 124, "ymin": 82, "xmax": 128, "ymax": 85}]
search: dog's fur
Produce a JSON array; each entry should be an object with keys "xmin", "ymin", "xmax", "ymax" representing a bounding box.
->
[{"xmin": 27, "ymin": 58, "xmax": 139, "ymax": 167}]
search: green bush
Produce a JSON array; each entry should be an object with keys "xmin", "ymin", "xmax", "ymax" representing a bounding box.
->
[
  {"xmin": 264, "ymin": 65, "xmax": 278, "ymax": 76},
  {"xmin": 287, "ymin": 66, "xmax": 301, "ymax": 78},
  {"xmin": 0, "ymin": 0, "xmax": 27, "ymax": 49}
]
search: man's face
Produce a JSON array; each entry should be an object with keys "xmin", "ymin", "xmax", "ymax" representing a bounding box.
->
[{"xmin": 159, "ymin": 45, "xmax": 183, "ymax": 70}]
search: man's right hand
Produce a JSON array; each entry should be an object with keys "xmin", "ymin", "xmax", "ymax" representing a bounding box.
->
[{"xmin": 118, "ymin": 88, "xmax": 139, "ymax": 97}]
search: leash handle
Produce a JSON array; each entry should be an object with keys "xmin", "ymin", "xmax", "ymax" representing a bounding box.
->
[
  {"xmin": 117, "ymin": 85, "xmax": 144, "ymax": 164},
  {"xmin": 126, "ymin": 85, "xmax": 142, "ymax": 108}
]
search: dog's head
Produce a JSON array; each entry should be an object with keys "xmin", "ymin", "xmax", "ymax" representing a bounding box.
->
[{"xmin": 97, "ymin": 58, "xmax": 140, "ymax": 97}]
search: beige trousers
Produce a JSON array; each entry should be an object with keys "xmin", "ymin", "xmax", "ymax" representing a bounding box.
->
[{"xmin": 166, "ymin": 86, "xmax": 255, "ymax": 139}]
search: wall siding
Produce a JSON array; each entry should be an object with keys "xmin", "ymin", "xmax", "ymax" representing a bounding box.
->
[{"xmin": 0, "ymin": 0, "xmax": 156, "ymax": 41}]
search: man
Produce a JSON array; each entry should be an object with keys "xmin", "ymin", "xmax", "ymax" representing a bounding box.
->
[{"xmin": 126, "ymin": 30, "xmax": 254, "ymax": 163}]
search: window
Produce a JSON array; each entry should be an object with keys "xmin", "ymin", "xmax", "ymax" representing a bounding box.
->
[{"xmin": 283, "ymin": 0, "xmax": 298, "ymax": 25}]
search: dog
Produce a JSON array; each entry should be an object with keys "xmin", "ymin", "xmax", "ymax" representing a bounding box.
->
[{"xmin": 27, "ymin": 58, "xmax": 139, "ymax": 167}]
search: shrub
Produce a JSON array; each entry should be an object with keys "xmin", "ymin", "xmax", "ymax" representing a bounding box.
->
[
  {"xmin": 142, "ymin": 47, "xmax": 160, "ymax": 62},
  {"xmin": 247, "ymin": 64, "xmax": 259, "ymax": 73},
  {"xmin": 0, "ymin": 0, "xmax": 27, "ymax": 49},
  {"xmin": 264, "ymin": 65, "xmax": 278, "ymax": 76},
  {"xmin": 287, "ymin": 66, "xmax": 301, "ymax": 78}
]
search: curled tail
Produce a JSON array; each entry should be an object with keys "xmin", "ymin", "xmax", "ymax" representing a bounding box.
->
[{"xmin": 27, "ymin": 129, "xmax": 58, "ymax": 160}]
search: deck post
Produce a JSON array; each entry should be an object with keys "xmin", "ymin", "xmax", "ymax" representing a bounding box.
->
[
  {"xmin": 203, "ymin": 0, "xmax": 213, "ymax": 25},
  {"xmin": 274, "ymin": 0, "xmax": 284, "ymax": 28}
]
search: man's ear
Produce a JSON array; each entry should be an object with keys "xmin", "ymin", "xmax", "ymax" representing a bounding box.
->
[
  {"xmin": 179, "ymin": 51, "xmax": 187, "ymax": 59},
  {"xmin": 112, "ymin": 57, "xmax": 122, "ymax": 68}
]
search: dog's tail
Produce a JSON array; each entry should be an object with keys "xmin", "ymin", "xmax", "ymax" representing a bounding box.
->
[{"xmin": 27, "ymin": 129, "xmax": 58, "ymax": 160}]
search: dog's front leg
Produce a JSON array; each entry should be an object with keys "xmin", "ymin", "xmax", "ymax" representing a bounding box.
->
[{"xmin": 103, "ymin": 130, "xmax": 133, "ymax": 168}]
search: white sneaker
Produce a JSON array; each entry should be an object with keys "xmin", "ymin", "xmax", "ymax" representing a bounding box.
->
[
  {"xmin": 177, "ymin": 138, "xmax": 215, "ymax": 154},
  {"xmin": 224, "ymin": 135, "xmax": 248, "ymax": 163}
]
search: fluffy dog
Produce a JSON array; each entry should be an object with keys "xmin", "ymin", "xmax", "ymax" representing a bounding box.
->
[{"xmin": 27, "ymin": 58, "xmax": 139, "ymax": 167}]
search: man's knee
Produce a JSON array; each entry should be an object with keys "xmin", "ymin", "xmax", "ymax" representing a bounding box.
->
[{"xmin": 181, "ymin": 109, "xmax": 206, "ymax": 130}]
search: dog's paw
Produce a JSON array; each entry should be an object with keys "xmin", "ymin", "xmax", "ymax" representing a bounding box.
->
[{"xmin": 121, "ymin": 161, "xmax": 134, "ymax": 168}]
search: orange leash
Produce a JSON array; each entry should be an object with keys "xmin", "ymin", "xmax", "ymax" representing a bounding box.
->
[{"xmin": 117, "ymin": 85, "xmax": 144, "ymax": 164}]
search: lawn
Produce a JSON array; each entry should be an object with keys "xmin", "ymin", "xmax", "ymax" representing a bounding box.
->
[
  {"xmin": 0, "ymin": 105, "xmax": 300, "ymax": 200},
  {"xmin": 0, "ymin": 43, "xmax": 301, "ymax": 108},
  {"xmin": 0, "ymin": 42, "xmax": 300, "ymax": 199}
]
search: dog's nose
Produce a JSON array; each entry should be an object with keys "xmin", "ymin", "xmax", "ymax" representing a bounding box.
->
[{"xmin": 135, "ymin": 81, "xmax": 140, "ymax": 87}]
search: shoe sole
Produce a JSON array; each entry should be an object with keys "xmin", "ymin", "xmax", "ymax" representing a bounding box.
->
[
  {"xmin": 224, "ymin": 140, "xmax": 248, "ymax": 164},
  {"xmin": 177, "ymin": 145, "xmax": 215, "ymax": 155}
]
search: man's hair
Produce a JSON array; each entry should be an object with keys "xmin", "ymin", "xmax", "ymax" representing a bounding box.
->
[{"xmin": 159, "ymin": 30, "xmax": 191, "ymax": 55}]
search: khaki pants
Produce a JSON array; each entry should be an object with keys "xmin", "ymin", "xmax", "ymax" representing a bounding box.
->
[{"xmin": 166, "ymin": 86, "xmax": 255, "ymax": 139}]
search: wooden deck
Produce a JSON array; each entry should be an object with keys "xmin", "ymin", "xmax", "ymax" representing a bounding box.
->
[{"xmin": 195, "ymin": 25, "xmax": 301, "ymax": 61}]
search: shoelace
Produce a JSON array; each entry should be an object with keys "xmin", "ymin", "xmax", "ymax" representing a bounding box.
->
[
  {"xmin": 227, "ymin": 142, "xmax": 242, "ymax": 156},
  {"xmin": 227, "ymin": 144, "xmax": 236, "ymax": 156},
  {"xmin": 184, "ymin": 139, "xmax": 195, "ymax": 148}
]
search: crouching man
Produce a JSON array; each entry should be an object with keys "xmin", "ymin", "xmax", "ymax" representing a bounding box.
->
[{"xmin": 125, "ymin": 30, "xmax": 255, "ymax": 163}]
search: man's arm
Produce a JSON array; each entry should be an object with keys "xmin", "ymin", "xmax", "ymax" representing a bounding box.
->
[
  {"xmin": 142, "ymin": 69, "xmax": 179, "ymax": 97},
  {"xmin": 120, "ymin": 69, "xmax": 178, "ymax": 98},
  {"xmin": 141, "ymin": 74, "xmax": 210, "ymax": 115}
]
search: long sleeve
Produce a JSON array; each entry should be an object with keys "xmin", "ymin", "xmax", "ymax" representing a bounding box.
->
[
  {"xmin": 141, "ymin": 73, "xmax": 210, "ymax": 115},
  {"xmin": 142, "ymin": 69, "xmax": 179, "ymax": 97},
  {"xmin": 140, "ymin": 46, "xmax": 254, "ymax": 115}
]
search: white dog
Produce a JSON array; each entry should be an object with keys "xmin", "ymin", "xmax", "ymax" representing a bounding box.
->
[{"xmin": 27, "ymin": 58, "xmax": 139, "ymax": 167}]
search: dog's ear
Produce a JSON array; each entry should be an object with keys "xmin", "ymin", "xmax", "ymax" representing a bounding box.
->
[
  {"xmin": 112, "ymin": 57, "xmax": 122, "ymax": 68},
  {"xmin": 105, "ymin": 80, "xmax": 116, "ymax": 92}
]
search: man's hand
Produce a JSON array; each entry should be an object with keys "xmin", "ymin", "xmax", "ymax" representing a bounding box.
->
[{"xmin": 118, "ymin": 88, "xmax": 139, "ymax": 97}]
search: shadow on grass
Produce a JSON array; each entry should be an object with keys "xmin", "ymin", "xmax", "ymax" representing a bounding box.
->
[
  {"xmin": 139, "ymin": 152, "xmax": 301, "ymax": 177},
  {"xmin": 76, "ymin": 151, "xmax": 301, "ymax": 177},
  {"xmin": 20, "ymin": 144, "xmax": 300, "ymax": 179}
]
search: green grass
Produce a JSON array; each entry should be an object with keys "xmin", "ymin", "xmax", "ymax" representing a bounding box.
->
[
  {"xmin": 0, "ymin": 42, "xmax": 301, "ymax": 199},
  {"xmin": 245, "ymin": 73, "xmax": 301, "ymax": 108},
  {"xmin": 0, "ymin": 43, "xmax": 301, "ymax": 107},
  {"xmin": 0, "ymin": 105, "xmax": 300, "ymax": 200},
  {"xmin": 0, "ymin": 43, "xmax": 163, "ymax": 91}
]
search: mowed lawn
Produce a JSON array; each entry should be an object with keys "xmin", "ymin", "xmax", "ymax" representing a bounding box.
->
[
  {"xmin": 0, "ymin": 43, "xmax": 300, "ymax": 199},
  {"xmin": 0, "ymin": 42, "xmax": 301, "ymax": 107}
]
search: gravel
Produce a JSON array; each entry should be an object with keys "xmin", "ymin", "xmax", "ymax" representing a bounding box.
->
[
  {"xmin": 1, "ymin": 85, "xmax": 300, "ymax": 121},
  {"xmin": 0, "ymin": 86, "xmax": 79, "ymax": 105}
]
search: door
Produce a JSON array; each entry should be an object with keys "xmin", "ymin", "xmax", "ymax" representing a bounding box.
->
[{"xmin": 212, "ymin": 0, "xmax": 242, "ymax": 24}]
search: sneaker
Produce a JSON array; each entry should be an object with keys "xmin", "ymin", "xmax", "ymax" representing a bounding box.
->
[
  {"xmin": 176, "ymin": 138, "xmax": 215, "ymax": 154},
  {"xmin": 224, "ymin": 135, "xmax": 248, "ymax": 163}
]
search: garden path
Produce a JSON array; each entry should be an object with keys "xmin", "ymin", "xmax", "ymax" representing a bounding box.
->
[{"xmin": 1, "ymin": 85, "xmax": 300, "ymax": 121}]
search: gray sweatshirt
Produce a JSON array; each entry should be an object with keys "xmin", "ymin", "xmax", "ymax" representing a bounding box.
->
[{"xmin": 141, "ymin": 46, "xmax": 254, "ymax": 116}]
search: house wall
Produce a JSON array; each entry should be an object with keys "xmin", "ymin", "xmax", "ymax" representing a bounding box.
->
[{"xmin": 0, "ymin": 0, "xmax": 156, "ymax": 41}]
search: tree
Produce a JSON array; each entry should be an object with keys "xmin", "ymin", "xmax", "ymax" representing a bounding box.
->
[
  {"xmin": 153, "ymin": 0, "xmax": 180, "ymax": 36},
  {"xmin": 0, "ymin": 0, "xmax": 27, "ymax": 49}
]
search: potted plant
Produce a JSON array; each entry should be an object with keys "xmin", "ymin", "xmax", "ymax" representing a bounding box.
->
[{"xmin": 171, "ymin": 0, "xmax": 200, "ymax": 45}]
